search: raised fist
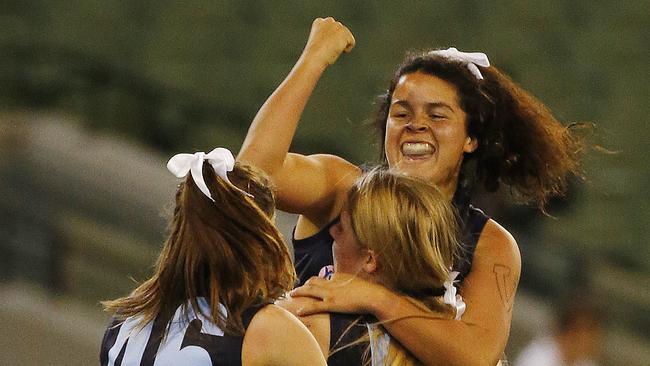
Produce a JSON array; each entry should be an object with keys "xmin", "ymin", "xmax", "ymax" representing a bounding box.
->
[{"xmin": 301, "ymin": 17, "xmax": 356, "ymax": 68}]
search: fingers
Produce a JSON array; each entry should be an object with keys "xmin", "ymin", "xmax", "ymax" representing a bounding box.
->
[
  {"xmin": 342, "ymin": 25, "xmax": 356, "ymax": 53},
  {"xmin": 305, "ymin": 17, "xmax": 355, "ymax": 66},
  {"xmin": 297, "ymin": 300, "xmax": 330, "ymax": 316},
  {"xmin": 305, "ymin": 275, "xmax": 329, "ymax": 286},
  {"xmin": 290, "ymin": 276, "xmax": 327, "ymax": 299},
  {"xmin": 322, "ymin": 17, "xmax": 355, "ymax": 52},
  {"xmin": 290, "ymin": 279, "xmax": 332, "ymax": 316}
]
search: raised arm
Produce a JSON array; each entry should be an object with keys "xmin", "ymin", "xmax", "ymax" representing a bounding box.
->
[
  {"xmin": 292, "ymin": 220, "xmax": 521, "ymax": 366},
  {"xmin": 237, "ymin": 18, "xmax": 358, "ymax": 221}
]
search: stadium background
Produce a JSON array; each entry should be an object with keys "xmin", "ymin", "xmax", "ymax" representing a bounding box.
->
[{"xmin": 1, "ymin": 1, "xmax": 648, "ymax": 364}]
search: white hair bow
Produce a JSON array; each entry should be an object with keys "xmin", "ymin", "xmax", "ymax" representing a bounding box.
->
[
  {"xmin": 443, "ymin": 271, "xmax": 467, "ymax": 320},
  {"xmin": 428, "ymin": 47, "xmax": 490, "ymax": 80},
  {"xmin": 167, "ymin": 147, "xmax": 246, "ymax": 201}
]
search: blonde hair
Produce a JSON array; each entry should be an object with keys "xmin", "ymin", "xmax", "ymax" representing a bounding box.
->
[
  {"xmin": 346, "ymin": 168, "xmax": 461, "ymax": 365},
  {"xmin": 102, "ymin": 162, "xmax": 295, "ymax": 335}
]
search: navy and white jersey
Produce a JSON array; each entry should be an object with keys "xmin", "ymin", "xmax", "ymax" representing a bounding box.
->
[{"xmin": 100, "ymin": 298, "xmax": 263, "ymax": 366}]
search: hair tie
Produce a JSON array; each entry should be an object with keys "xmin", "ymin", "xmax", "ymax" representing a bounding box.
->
[
  {"xmin": 167, "ymin": 147, "xmax": 250, "ymax": 201},
  {"xmin": 443, "ymin": 271, "xmax": 467, "ymax": 320},
  {"xmin": 428, "ymin": 47, "xmax": 490, "ymax": 80}
]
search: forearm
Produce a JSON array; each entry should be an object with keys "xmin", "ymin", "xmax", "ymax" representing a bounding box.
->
[
  {"xmin": 238, "ymin": 55, "xmax": 326, "ymax": 175},
  {"xmin": 371, "ymin": 290, "xmax": 498, "ymax": 366},
  {"xmin": 238, "ymin": 18, "xmax": 355, "ymax": 179}
]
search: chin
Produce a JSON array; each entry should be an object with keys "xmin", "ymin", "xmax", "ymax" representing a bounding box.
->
[{"xmin": 396, "ymin": 162, "xmax": 436, "ymax": 180}]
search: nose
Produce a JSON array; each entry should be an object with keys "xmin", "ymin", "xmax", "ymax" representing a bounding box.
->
[{"xmin": 406, "ymin": 118, "xmax": 428, "ymax": 132}]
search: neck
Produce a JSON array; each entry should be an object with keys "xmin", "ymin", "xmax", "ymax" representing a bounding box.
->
[{"xmin": 440, "ymin": 181, "xmax": 458, "ymax": 202}]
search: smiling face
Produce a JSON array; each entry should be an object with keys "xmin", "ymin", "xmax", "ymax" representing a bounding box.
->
[{"xmin": 384, "ymin": 72, "xmax": 477, "ymax": 198}]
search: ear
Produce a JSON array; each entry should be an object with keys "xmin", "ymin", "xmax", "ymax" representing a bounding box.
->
[
  {"xmin": 363, "ymin": 249, "xmax": 379, "ymax": 274},
  {"xmin": 463, "ymin": 135, "xmax": 478, "ymax": 153}
]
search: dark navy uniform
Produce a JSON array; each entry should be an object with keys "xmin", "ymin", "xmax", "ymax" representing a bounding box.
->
[
  {"xmin": 327, "ymin": 313, "xmax": 369, "ymax": 366},
  {"xmin": 100, "ymin": 298, "xmax": 264, "ymax": 366},
  {"xmin": 293, "ymin": 201, "xmax": 489, "ymax": 286},
  {"xmin": 293, "ymin": 195, "xmax": 489, "ymax": 365}
]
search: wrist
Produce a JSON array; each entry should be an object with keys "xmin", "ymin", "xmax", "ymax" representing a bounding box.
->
[
  {"xmin": 296, "ymin": 50, "xmax": 329, "ymax": 74},
  {"xmin": 367, "ymin": 285, "xmax": 400, "ymax": 320}
]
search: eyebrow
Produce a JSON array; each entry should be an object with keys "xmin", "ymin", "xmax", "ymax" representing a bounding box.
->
[{"xmin": 391, "ymin": 100, "xmax": 455, "ymax": 113}]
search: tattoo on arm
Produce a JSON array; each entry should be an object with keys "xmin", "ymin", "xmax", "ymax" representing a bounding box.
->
[{"xmin": 493, "ymin": 264, "xmax": 517, "ymax": 310}]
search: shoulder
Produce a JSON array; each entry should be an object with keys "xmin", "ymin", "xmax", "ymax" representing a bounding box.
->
[
  {"xmin": 476, "ymin": 219, "xmax": 521, "ymax": 273},
  {"xmin": 244, "ymin": 304, "xmax": 303, "ymax": 339},
  {"xmin": 242, "ymin": 304, "xmax": 327, "ymax": 365},
  {"xmin": 282, "ymin": 153, "xmax": 360, "ymax": 209},
  {"xmin": 307, "ymin": 154, "xmax": 362, "ymax": 189},
  {"xmin": 275, "ymin": 296, "xmax": 330, "ymax": 355},
  {"xmin": 460, "ymin": 218, "xmax": 521, "ymax": 308},
  {"xmin": 291, "ymin": 154, "xmax": 362, "ymax": 228},
  {"xmin": 287, "ymin": 153, "xmax": 361, "ymax": 178}
]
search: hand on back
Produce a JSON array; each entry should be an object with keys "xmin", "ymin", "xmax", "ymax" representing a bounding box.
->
[{"xmin": 290, "ymin": 272, "xmax": 382, "ymax": 316}]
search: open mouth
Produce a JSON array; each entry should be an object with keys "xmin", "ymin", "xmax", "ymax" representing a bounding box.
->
[{"xmin": 401, "ymin": 142, "xmax": 434, "ymax": 160}]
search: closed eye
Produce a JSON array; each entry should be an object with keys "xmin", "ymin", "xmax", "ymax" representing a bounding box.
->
[
  {"xmin": 391, "ymin": 111, "xmax": 409, "ymax": 118},
  {"xmin": 429, "ymin": 114, "xmax": 446, "ymax": 120}
]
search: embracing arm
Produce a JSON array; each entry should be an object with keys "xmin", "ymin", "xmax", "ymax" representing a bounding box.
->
[
  {"xmin": 375, "ymin": 220, "xmax": 520, "ymax": 365},
  {"xmin": 293, "ymin": 219, "xmax": 521, "ymax": 366},
  {"xmin": 237, "ymin": 18, "xmax": 357, "ymax": 219}
]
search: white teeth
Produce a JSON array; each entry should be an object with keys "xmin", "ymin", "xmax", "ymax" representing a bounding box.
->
[{"xmin": 401, "ymin": 142, "xmax": 433, "ymax": 156}]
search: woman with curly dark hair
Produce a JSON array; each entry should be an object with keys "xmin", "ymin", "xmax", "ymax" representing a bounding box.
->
[{"xmin": 238, "ymin": 17, "xmax": 586, "ymax": 365}]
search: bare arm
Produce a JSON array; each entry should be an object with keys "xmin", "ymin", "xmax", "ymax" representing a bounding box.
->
[
  {"xmin": 276, "ymin": 295, "xmax": 331, "ymax": 357},
  {"xmin": 242, "ymin": 304, "xmax": 327, "ymax": 366},
  {"xmin": 237, "ymin": 18, "xmax": 357, "ymax": 221},
  {"xmin": 292, "ymin": 220, "xmax": 521, "ymax": 366}
]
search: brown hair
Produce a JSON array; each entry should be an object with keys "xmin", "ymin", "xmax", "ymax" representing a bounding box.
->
[
  {"xmin": 102, "ymin": 162, "xmax": 295, "ymax": 335},
  {"xmin": 374, "ymin": 51, "xmax": 587, "ymax": 208}
]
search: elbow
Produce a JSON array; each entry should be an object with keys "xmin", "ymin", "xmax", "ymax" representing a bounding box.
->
[{"xmin": 237, "ymin": 150, "xmax": 284, "ymax": 177}]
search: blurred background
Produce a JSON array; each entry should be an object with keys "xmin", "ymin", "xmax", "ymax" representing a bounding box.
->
[{"xmin": 0, "ymin": 1, "xmax": 648, "ymax": 365}]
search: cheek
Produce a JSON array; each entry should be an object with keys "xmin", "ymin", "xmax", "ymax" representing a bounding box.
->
[
  {"xmin": 437, "ymin": 125, "xmax": 468, "ymax": 153},
  {"xmin": 332, "ymin": 241, "xmax": 348, "ymax": 271},
  {"xmin": 384, "ymin": 121, "xmax": 400, "ymax": 160},
  {"xmin": 332, "ymin": 240, "xmax": 362, "ymax": 273}
]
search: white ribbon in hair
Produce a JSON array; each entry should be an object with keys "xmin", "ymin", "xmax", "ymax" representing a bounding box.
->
[
  {"xmin": 443, "ymin": 271, "xmax": 467, "ymax": 320},
  {"xmin": 167, "ymin": 147, "xmax": 247, "ymax": 201},
  {"xmin": 428, "ymin": 47, "xmax": 490, "ymax": 80}
]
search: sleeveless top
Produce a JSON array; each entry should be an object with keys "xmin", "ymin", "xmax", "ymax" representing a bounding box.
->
[
  {"xmin": 294, "ymin": 192, "xmax": 490, "ymax": 365},
  {"xmin": 293, "ymin": 203, "xmax": 490, "ymax": 286},
  {"xmin": 327, "ymin": 313, "xmax": 369, "ymax": 366},
  {"xmin": 100, "ymin": 298, "xmax": 265, "ymax": 366}
]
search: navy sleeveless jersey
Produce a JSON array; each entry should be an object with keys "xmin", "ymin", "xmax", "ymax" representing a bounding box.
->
[
  {"xmin": 293, "ymin": 204, "xmax": 489, "ymax": 286},
  {"xmin": 327, "ymin": 313, "xmax": 369, "ymax": 366},
  {"xmin": 100, "ymin": 298, "xmax": 264, "ymax": 366}
]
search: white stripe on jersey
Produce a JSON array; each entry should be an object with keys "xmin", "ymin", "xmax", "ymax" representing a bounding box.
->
[{"xmin": 106, "ymin": 298, "xmax": 228, "ymax": 366}]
